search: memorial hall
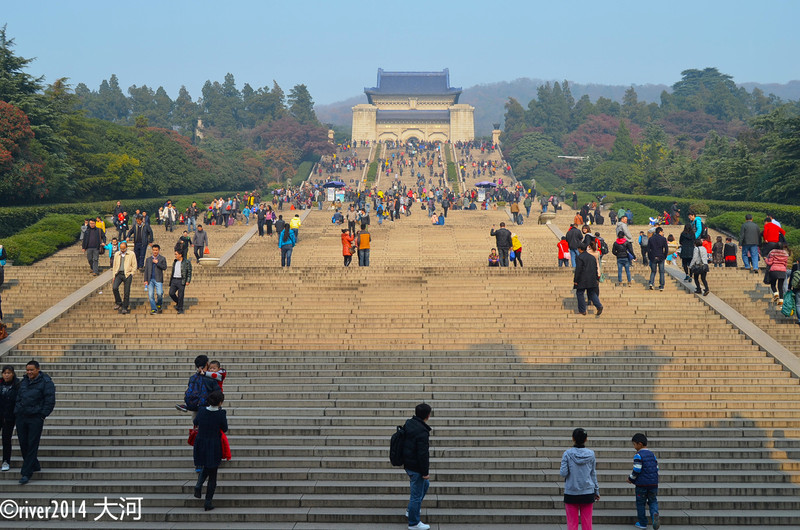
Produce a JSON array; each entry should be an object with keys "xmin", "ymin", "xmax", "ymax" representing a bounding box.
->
[{"xmin": 351, "ymin": 68, "xmax": 475, "ymax": 143}]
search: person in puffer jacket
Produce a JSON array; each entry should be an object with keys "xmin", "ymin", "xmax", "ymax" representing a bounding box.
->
[{"xmin": 560, "ymin": 427, "xmax": 599, "ymax": 530}]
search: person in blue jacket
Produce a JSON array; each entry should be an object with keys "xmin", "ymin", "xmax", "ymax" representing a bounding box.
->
[
  {"xmin": 279, "ymin": 223, "xmax": 296, "ymax": 267},
  {"xmin": 627, "ymin": 433, "xmax": 660, "ymax": 529}
]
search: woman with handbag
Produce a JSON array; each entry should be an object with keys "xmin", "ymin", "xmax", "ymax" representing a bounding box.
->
[
  {"xmin": 193, "ymin": 390, "xmax": 228, "ymax": 511},
  {"xmin": 690, "ymin": 239, "xmax": 710, "ymax": 296},
  {"xmin": 765, "ymin": 242, "xmax": 790, "ymax": 303},
  {"xmin": 341, "ymin": 229, "xmax": 355, "ymax": 267}
]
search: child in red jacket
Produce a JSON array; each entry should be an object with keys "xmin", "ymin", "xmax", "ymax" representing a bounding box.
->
[
  {"xmin": 204, "ymin": 361, "xmax": 226, "ymax": 391},
  {"xmin": 557, "ymin": 237, "xmax": 570, "ymax": 267}
]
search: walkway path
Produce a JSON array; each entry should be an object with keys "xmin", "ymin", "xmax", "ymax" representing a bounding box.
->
[{"xmin": 1, "ymin": 206, "xmax": 799, "ymax": 527}]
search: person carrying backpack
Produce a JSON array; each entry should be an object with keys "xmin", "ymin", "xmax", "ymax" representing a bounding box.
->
[
  {"xmin": 788, "ymin": 259, "xmax": 800, "ymax": 327},
  {"xmin": 688, "ymin": 213, "xmax": 705, "ymax": 240},
  {"xmin": 176, "ymin": 355, "xmax": 219, "ymax": 418},
  {"xmin": 401, "ymin": 403, "xmax": 432, "ymax": 530}
]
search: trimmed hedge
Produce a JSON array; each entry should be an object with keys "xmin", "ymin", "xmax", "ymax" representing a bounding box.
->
[
  {"xmin": 599, "ymin": 191, "xmax": 800, "ymax": 229},
  {"xmin": 291, "ymin": 161, "xmax": 315, "ymax": 187},
  {"xmin": 3, "ymin": 214, "xmax": 86, "ymax": 266},
  {"xmin": 706, "ymin": 211, "xmax": 766, "ymax": 235},
  {"xmin": 0, "ymin": 191, "xmax": 243, "ymax": 239},
  {"xmin": 366, "ymin": 160, "xmax": 378, "ymax": 183},
  {"xmin": 444, "ymin": 144, "xmax": 458, "ymax": 188}
]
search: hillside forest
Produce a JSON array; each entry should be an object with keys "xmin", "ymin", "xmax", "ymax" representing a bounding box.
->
[
  {"xmin": 0, "ymin": 26, "xmax": 333, "ymax": 206},
  {"xmin": 502, "ymin": 68, "xmax": 800, "ymax": 205}
]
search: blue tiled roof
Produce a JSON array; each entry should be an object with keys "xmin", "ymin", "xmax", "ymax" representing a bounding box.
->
[
  {"xmin": 376, "ymin": 110, "xmax": 451, "ymax": 122},
  {"xmin": 365, "ymin": 69, "xmax": 461, "ymax": 103}
]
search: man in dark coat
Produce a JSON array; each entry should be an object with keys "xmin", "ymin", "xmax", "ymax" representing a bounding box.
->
[
  {"xmin": 647, "ymin": 227, "xmax": 669, "ymax": 291},
  {"xmin": 168, "ymin": 249, "xmax": 192, "ymax": 314},
  {"xmin": 573, "ymin": 243, "xmax": 603, "ymax": 316},
  {"xmin": 403, "ymin": 403, "xmax": 432, "ymax": 530},
  {"xmin": 127, "ymin": 215, "xmax": 153, "ymax": 270},
  {"xmin": 14, "ymin": 360, "xmax": 55, "ymax": 484},
  {"xmin": 565, "ymin": 224, "xmax": 584, "ymax": 267},
  {"xmin": 490, "ymin": 222, "xmax": 513, "ymax": 267},
  {"xmin": 82, "ymin": 218, "xmax": 106, "ymax": 275}
]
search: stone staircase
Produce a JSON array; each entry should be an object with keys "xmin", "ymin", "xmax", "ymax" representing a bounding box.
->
[
  {"xmin": 455, "ymin": 142, "xmax": 506, "ymax": 191},
  {"xmin": 1, "ymin": 209, "xmax": 799, "ymax": 528}
]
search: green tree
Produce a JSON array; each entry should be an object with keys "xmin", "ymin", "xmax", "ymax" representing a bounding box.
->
[
  {"xmin": 172, "ymin": 86, "xmax": 198, "ymax": 136},
  {"xmin": 504, "ymin": 131, "xmax": 562, "ymax": 181},
  {"xmin": 621, "ymin": 86, "xmax": 650, "ymax": 125},
  {"xmin": 526, "ymin": 81, "xmax": 574, "ymax": 142},
  {"xmin": 503, "ymin": 97, "xmax": 526, "ymax": 134},
  {"xmin": 753, "ymin": 108, "xmax": 800, "ymax": 202},
  {"xmin": 287, "ymin": 84, "xmax": 317, "ymax": 125},
  {"xmin": 610, "ymin": 120, "xmax": 636, "ymax": 163},
  {"xmin": 664, "ymin": 67, "xmax": 749, "ymax": 121},
  {"xmin": 0, "ymin": 25, "xmax": 41, "ymax": 103}
]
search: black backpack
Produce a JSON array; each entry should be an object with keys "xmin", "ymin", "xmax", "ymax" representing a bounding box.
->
[
  {"xmin": 599, "ymin": 239, "xmax": 609, "ymax": 256},
  {"xmin": 389, "ymin": 425, "xmax": 406, "ymax": 466},
  {"xmin": 700, "ymin": 222, "xmax": 709, "ymax": 240}
]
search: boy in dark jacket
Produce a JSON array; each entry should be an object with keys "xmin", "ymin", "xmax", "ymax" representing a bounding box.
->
[
  {"xmin": 403, "ymin": 403, "xmax": 432, "ymax": 530},
  {"xmin": 627, "ymin": 433, "xmax": 660, "ymax": 529}
]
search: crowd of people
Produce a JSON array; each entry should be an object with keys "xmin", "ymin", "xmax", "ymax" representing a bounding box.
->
[{"xmin": 81, "ymin": 200, "xmax": 211, "ymax": 315}]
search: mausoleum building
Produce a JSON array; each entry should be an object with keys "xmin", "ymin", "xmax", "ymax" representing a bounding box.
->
[{"xmin": 352, "ymin": 69, "xmax": 475, "ymax": 143}]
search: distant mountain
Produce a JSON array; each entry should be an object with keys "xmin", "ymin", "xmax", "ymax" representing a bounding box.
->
[{"xmin": 315, "ymin": 78, "xmax": 800, "ymax": 136}]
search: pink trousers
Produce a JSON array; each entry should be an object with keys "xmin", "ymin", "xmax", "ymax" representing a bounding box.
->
[{"xmin": 565, "ymin": 502, "xmax": 593, "ymax": 530}]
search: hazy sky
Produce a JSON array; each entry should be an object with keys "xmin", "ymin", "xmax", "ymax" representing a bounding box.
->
[{"xmin": 3, "ymin": 0, "xmax": 798, "ymax": 105}]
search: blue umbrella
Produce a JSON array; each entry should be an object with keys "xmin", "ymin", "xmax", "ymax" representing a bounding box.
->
[
  {"xmin": 323, "ymin": 181, "xmax": 346, "ymax": 188},
  {"xmin": 475, "ymin": 181, "xmax": 497, "ymax": 188}
]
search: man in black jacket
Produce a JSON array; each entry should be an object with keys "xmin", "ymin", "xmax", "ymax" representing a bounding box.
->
[
  {"xmin": 187, "ymin": 201, "xmax": 198, "ymax": 233},
  {"xmin": 14, "ymin": 360, "xmax": 55, "ymax": 484},
  {"xmin": 127, "ymin": 216, "xmax": 154, "ymax": 270},
  {"xmin": 82, "ymin": 219, "xmax": 106, "ymax": 276},
  {"xmin": 490, "ymin": 222, "xmax": 513, "ymax": 267},
  {"xmin": 169, "ymin": 250, "xmax": 192, "ymax": 314},
  {"xmin": 403, "ymin": 403, "xmax": 432, "ymax": 530},
  {"xmin": 573, "ymin": 243, "xmax": 603, "ymax": 316},
  {"xmin": 647, "ymin": 227, "xmax": 669, "ymax": 291},
  {"xmin": 144, "ymin": 244, "xmax": 168, "ymax": 314},
  {"xmin": 565, "ymin": 224, "xmax": 584, "ymax": 267}
]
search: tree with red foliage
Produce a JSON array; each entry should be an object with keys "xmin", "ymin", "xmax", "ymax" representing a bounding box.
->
[
  {"xmin": 563, "ymin": 114, "xmax": 642, "ymax": 155},
  {"xmin": 0, "ymin": 101, "xmax": 45, "ymax": 201}
]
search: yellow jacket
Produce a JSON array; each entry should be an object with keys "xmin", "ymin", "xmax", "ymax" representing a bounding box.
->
[
  {"xmin": 289, "ymin": 217, "xmax": 302, "ymax": 229},
  {"xmin": 511, "ymin": 235, "xmax": 522, "ymax": 251},
  {"xmin": 112, "ymin": 250, "xmax": 137, "ymax": 278}
]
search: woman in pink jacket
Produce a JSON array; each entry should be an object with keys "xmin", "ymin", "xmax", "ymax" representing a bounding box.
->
[{"xmin": 766, "ymin": 242, "xmax": 790, "ymax": 303}]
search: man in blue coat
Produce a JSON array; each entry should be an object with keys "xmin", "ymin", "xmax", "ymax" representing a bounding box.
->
[{"xmin": 14, "ymin": 360, "xmax": 55, "ymax": 484}]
